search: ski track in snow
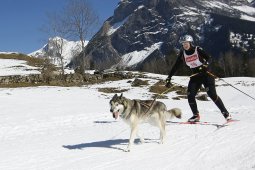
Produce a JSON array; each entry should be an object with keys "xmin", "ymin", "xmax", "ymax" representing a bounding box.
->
[{"xmin": 0, "ymin": 76, "xmax": 255, "ymax": 170}]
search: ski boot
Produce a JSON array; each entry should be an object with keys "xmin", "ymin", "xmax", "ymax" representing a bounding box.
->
[{"xmin": 188, "ymin": 114, "xmax": 200, "ymax": 122}]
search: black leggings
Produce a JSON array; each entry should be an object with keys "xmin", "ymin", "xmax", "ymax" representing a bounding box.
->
[{"xmin": 187, "ymin": 73, "xmax": 228, "ymax": 115}]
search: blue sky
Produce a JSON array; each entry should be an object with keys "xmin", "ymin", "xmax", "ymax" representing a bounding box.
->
[{"xmin": 0, "ymin": 0, "xmax": 120, "ymax": 54}]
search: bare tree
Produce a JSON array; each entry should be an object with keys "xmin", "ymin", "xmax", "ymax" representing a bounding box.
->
[
  {"xmin": 219, "ymin": 51, "xmax": 236, "ymax": 77},
  {"xmin": 63, "ymin": 0, "xmax": 99, "ymax": 50},
  {"xmin": 41, "ymin": 57, "xmax": 57, "ymax": 84},
  {"xmin": 42, "ymin": 0, "xmax": 99, "ymax": 76},
  {"xmin": 41, "ymin": 12, "xmax": 68, "ymax": 79},
  {"xmin": 48, "ymin": 37, "xmax": 65, "ymax": 76},
  {"xmin": 248, "ymin": 57, "xmax": 255, "ymax": 76}
]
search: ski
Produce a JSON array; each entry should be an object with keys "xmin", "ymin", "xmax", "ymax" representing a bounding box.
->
[
  {"xmin": 222, "ymin": 119, "xmax": 240, "ymax": 125},
  {"xmin": 167, "ymin": 120, "xmax": 226, "ymax": 128},
  {"xmin": 167, "ymin": 119, "xmax": 239, "ymax": 129},
  {"xmin": 213, "ymin": 119, "xmax": 240, "ymax": 131},
  {"xmin": 179, "ymin": 121, "xmax": 228, "ymax": 128}
]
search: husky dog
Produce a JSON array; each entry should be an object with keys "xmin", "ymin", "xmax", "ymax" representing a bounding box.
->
[{"xmin": 109, "ymin": 93, "xmax": 182, "ymax": 152}]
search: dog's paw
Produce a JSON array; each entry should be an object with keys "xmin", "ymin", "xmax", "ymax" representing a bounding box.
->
[
  {"xmin": 140, "ymin": 138, "xmax": 145, "ymax": 144},
  {"xmin": 124, "ymin": 146, "xmax": 131, "ymax": 152},
  {"xmin": 124, "ymin": 148, "xmax": 130, "ymax": 152},
  {"xmin": 159, "ymin": 140, "xmax": 165, "ymax": 144}
]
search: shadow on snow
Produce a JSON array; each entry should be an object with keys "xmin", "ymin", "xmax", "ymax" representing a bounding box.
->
[
  {"xmin": 93, "ymin": 120, "xmax": 117, "ymax": 124},
  {"xmin": 62, "ymin": 138, "xmax": 157, "ymax": 151},
  {"xmin": 63, "ymin": 139, "xmax": 129, "ymax": 151}
]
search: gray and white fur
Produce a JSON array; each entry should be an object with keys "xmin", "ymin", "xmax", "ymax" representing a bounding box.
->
[{"xmin": 109, "ymin": 93, "xmax": 182, "ymax": 152}]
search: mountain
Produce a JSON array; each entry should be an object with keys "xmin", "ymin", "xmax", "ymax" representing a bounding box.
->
[
  {"xmin": 70, "ymin": 0, "xmax": 255, "ymax": 74},
  {"xmin": 29, "ymin": 37, "xmax": 87, "ymax": 66}
]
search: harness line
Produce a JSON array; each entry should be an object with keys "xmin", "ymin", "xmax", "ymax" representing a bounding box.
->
[
  {"xmin": 143, "ymin": 77, "xmax": 189, "ymax": 114},
  {"xmin": 206, "ymin": 71, "xmax": 255, "ymax": 101}
]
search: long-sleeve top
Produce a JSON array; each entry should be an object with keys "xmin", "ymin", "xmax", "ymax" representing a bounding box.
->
[{"xmin": 168, "ymin": 46, "xmax": 211, "ymax": 78}]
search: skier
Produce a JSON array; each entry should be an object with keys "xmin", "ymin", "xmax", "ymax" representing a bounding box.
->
[{"xmin": 166, "ymin": 35, "xmax": 232, "ymax": 122}]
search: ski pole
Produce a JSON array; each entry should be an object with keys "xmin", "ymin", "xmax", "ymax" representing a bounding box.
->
[{"xmin": 207, "ymin": 71, "xmax": 255, "ymax": 101}]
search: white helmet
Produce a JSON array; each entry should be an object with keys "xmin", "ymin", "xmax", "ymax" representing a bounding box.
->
[{"xmin": 179, "ymin": 35, "xmax": 193, "ymax": 43}]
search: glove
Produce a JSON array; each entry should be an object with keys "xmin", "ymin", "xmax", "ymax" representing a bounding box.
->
[
  {"xmin": 199, "ymin": 65, "xmax": 208, "ymax": 73},
  {"xmin": 165, "ymin": 77, "xmax": 172, "ymax": 88}
]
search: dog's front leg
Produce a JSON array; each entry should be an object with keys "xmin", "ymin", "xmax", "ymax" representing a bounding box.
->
[
  {"xmin": 159, "ymin": 119, "xmax": 166, "ymax": 144},
  {"xmin": 125, "ymin": 124, "xmax": 137, "ymax": 152}
]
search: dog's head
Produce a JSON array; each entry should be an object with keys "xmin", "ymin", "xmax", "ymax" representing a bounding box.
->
[{"xmin": 109, "ymin": 93, "xmax": 126, "ymax": 120}]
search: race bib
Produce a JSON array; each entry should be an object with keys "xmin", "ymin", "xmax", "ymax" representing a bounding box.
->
[{"xmin": 183, "ymin": 47, "xmax": 203, "ymax": 68}]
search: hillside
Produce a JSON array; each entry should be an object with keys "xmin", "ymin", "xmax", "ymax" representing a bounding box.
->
[{"xmin": 0, "ymin": 53, "xmax": 42, "ymax": 76}]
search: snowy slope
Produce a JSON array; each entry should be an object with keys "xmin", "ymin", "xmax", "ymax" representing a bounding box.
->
[
  {"xmin": 0, "ymin": 74, "xmax": 255, "ymax": 170},
  {"xmin": 0, "ymin": 59, "xmax": 40, "ymax": 76},
  {"xmin": 113, "ymin": 42, "xmax": 163, "ymax": 68}
]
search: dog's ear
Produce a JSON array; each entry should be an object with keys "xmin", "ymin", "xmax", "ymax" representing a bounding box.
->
[
  {"xmin": 113, "ymin": 94, "xmax": 117, "ymax": 99},
  {"xmin": 120, "ymin": 93, "xmax": 123, "ymax": 99}
]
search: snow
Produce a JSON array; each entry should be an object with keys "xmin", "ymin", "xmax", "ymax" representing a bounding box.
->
[
  {"xmin": 230, "ymin": 31, "xmax": 252, "ymax": 49},
  {"xmin": 135, "ymin": 5, "xmax": 145, "ymax": 11},
  {"xmin": 178, "ymin": 7, "xmax": 200, "ymax": 17},
  {"xmin": 240, "ymin": 14, "xmax": 255, "ymax": 21},
  {"xmin": 233, "ymin": 5, "xmax": 255, "ymax": 14},
  {"xmin": 0, "ymin": 71, "xmax": 255, "ymax": 169},
  {"xmin": 115, "ymin": 42, "xmax": 163, "ymax": 68},
  {"xmin": 107, "ymin": 17, "xmax": 129, "ymax": 36},
  {"xmin": 181, "ymin": 11, "xmax": 200, "ymax": 16},
  {"xmin": 0, "ymin": 59, "xmax": 40, "ymax": 76},
  {"xmin": 232, "ymin": 5, "xmax": 255, "ymax": 21},
  {"xmin": 107, "ymin": 4, "xmax": 146, "ymax": 36},
  {"xmin": 203, "ymin": 1, "xmax": 232, "ymax": 10},
  {"xmin": 202, "ymin": 1, "xmax": 255, "ymax": 21}
]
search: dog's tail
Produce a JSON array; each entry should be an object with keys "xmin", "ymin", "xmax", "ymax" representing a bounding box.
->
[{"xmin": 166, "ymin": 108, "xmax": 182, "ymax": 119}]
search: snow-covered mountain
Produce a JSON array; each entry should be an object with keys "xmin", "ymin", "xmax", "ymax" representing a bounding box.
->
[
  {"xmin": 71, "ymin": 0, "xmax": 255, "ymax": 73},
  {"xmin": 29, "ymin": 37, "xmax": 88, "ymax": 66}
]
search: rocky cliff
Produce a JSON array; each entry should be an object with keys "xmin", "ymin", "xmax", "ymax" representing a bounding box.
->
[{"xmin": 70, "ymin": 0, "xmax": 255, "ymax": 74}]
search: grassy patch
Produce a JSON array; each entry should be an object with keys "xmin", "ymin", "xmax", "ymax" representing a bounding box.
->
[
  {"xmin": 0, "ymin": 82, "xmax": 47, "ymax": 88},
  {"xmin": 150, "ymin": 80, "xmax": 186, "ymax": 93},
  {"xmin": 0, "ymin": 53, "xmax": 45, "ymax": 67},
  {"xmin": 149, "ymin": 80, "xmax": 187, "ymax": 99},
  {"xmin": 131, "ymin": 78, "xmax": 149, "ymax": 87},
  {"xmin": 98, "ymin": 87, "xmax": 129, "ymax": 93}
]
